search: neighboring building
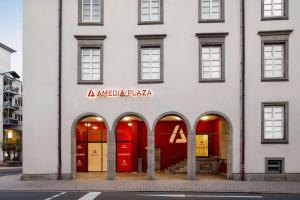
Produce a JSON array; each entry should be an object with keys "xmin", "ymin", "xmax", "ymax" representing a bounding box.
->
[
  {"xmin": 23, "ymin": 0, "xmax": 300, "ymax": 181},
  {"xmin": 0, "ymin": 43, "xmax": 22, "ymax": 165}
]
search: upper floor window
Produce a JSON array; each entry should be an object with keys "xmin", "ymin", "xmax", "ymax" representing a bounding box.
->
[
  {"xmin": 74, "ymin": 35, "xmax": 107, "ymax": 84},
  {"xmin": 199, "ymin": 0, "xmax": 224, "ymax": 23},
  {"xmin": 139, "ymin": 0, "xmax": 164, "ymax": 24},
  {"xmin": 196, "ymin": 33, "xmax": 228, "ymax": 82},
  {"xmin": 262, "ymin": 0, "xmax": 288, "ymax": 20},
  {"xmin": 78, "ymin": 0, "xmax": 104, "ymax": 25},
  {"xmin": 262, "ymin": 102, "xmax": 288, "ymax": 144},
  {"xmin": 135, "ymin": 34, "xmax": 166, "ymax": 83},
  {"xmin": 258, "ymin": 30, "xmax": 293, "ymax": 81}
]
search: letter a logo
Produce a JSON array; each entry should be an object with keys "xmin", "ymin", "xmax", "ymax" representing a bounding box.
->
[
  {"xmin": 88, "ymin": 89, "xmax": 96, "ymax": 98},
  {"xmin": 169, "ymin": 125, "xmax": 187, "ymax": 144}
]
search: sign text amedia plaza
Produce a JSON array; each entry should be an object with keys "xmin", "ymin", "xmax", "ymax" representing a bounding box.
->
[{"xmin": 87, "ymin": 89, "xmax": 153, "ymax": 98}]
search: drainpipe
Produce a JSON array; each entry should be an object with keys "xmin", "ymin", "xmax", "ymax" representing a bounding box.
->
[
  {"xmin": 240, "ymin": 0, "xmax": 246, "ymax": 181},
  {"xmin": 57, "ymin": 0, "xmax": 63, "ymax": 180}
]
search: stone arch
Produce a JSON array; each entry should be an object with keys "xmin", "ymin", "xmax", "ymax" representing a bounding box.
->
[
  {"xmin": 152, "ymin": 111, "xmax": 192, "ymax": 132},
  {"xmin": 193, "ymin": 111, "xmax": 233, "ymax": 180},
  {"xmin": 71, "ymin": 112, "xmax": 109, "ymax": 179}
]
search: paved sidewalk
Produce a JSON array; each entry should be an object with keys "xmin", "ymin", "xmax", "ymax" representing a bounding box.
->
[{"xmin": 0, "ymin": 175, "xmax": 299, "ymax": 194}]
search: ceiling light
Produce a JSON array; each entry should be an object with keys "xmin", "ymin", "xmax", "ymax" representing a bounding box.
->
[
  {"xmin": 96, "ymin": 117, "xmax": 103, "ymax": 121},
  {"xmin": 201, "ymin": 116, "xmax": 209, "ymax": 121},
  {"xmin": 123, "ymin": 116, "xmax": 131, "ymax": 121},
  {"xmin": 7, "ymin": 131, "xmax": 13, "ymax": 139},
  {"xmin": 128, "ymin": 123, "xmax": 133, "ymax": 127},
  {"xmin": 92, "ymin": 126, "xmax": 98, "ymax": 130}
]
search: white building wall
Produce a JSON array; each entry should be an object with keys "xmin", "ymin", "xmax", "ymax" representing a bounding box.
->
[
  {"xmin": 245, "ymin": 0, "xmax": 300, "ymax": 174},
  {"xmin": 60, "ymin": 0, "xmax": 241, "ymax": 175},
  {"xmin": 23, "ymin": 0, "xmax": 58, "ymax": 174}
]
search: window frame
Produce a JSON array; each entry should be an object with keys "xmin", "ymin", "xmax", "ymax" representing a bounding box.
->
[
  {"xmin": 261, "ymin": 0, "xmax": 289, "ymax": 21},
  {"xmin": 78, "ymin": 0, "xmax": 104, "ymax": 26},
  {"xmin": 261, "ymin": 102, "xmax": 289, "ymax": 144},
  {"xmin": 135, "ymin": 34, "xmax": 167, "ymax": 84},
  {"xmin": 265, "ymin": 157, "xmax": 285, "ymax": 174},
  {"xmin": 74, "ymin": 35, "xmax": 107, "ymax": 84},
  {"xmin": 138, "ymin": 0, "xmax": 164, "ymax": 25},
  {"xmin": 196, "ymin": 33, "xmax": 228, "ymax": 82},
  {"xmin": 198, "ymin": 0, "xmax": 225, "ymax": 23},
  {"xmin": 258, "ymin": 30, "xmax": 293, "ymax": 82}
]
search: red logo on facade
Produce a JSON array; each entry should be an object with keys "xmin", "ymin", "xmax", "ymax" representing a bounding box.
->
[{"xmin": 88, "ymin": 89, "xmax": 96, "ymax": 98}]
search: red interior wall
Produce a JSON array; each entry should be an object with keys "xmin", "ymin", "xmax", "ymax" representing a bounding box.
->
[
  {"xmin": 116, "ymin": 121, "xmax": 147, "ymax": 172},
  {"xmin": 154, "ymin": 121, "xmax": 187, "ymax": 171},
  {"xmin": 195, "ymin": 119, "xmax": 220, "ymax": 157}
]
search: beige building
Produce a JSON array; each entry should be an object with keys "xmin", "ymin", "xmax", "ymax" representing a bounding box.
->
[{"xmin": 23, "ymin": 0, "xmax": 300, "ymax": 181}]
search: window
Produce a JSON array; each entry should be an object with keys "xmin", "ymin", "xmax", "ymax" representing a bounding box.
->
[
  {"xmin": 141, "ymin": 47, "xmax": 161, "ymax": 80},
  {"xmin": 262, "ymin": 102, "xmax": 288, "ymax": 144},
  {"xmin": 139, "ymin": 0, "xmax": 163, "ymax": 24},
  {"xmin": 262, "ymin": 0, "xmax": 288, "ymax": 20},
  {"xmin": 258, "ymin": 30, "xmax": 293, "ymax": 81},
  {"xmin": 79, "ymin": 0, "xmax": 104, "ymax": 25},
  {"xmin": 196, "ymin": 33, "xmax": 228, "ymax": 82},
  {"xmin": 264, "ymin": 44, "xmax": 284, "ymax": 78},
  {"xmin": 202, "ymin": 46, "xmax": 222, "ymax": 79},
  {"xmin": 135, "ymin": 34, "xmax": 166, "ymax": 83},
  {"xmin": 265, "ymin": 158, "xmax": 284, "ymax": 174},
  {"xmin": 75, "ymin": 35, "xmax": 106, "ymax": 84},
  {"xmin": 81, "ymin": 48, "xmax": 101, "ymax": 81},
  {"xmin": 199, "ymin": 0, "xmax": 224, "ymax": 22}
]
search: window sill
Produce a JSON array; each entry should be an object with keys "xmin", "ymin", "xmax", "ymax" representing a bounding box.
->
[
  {"xmin": 198, "ymin": 19, "xmax": 225, "ymax": 23},
  {"xmin": 78, "ymin": 22, "xmax": 104, "ymax": 26},
  {"xmin": 138, "ymin": 21, "xmax": 164, "ymax": 25},
  {"xmin": 261, "ymin": 16, "xmax": 289, "ymax": 21},
  {"xmin": 77, "ymin": 81, "xmax": 103, "ymax": 85},
  {"xmin": 261, "ymin": 78, "xmax": 289, "ymax": 82},
  {"xmin": 199, "ymin": 79, "xmax": 225, "ymax": 83},
  {"xmin": 138, "ymin": 80, "xmax": 164, "ymax": 84},
  {"xmin": 261, "ymin": 140, "xmax": 288, "ymax": 144}
]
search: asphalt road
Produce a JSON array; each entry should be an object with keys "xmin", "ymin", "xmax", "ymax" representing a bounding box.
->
[
  {"xmin": 0, "ymin": 192, "xmax": 299, "ymax": 200},
  {"xmin": 0, "ymin": 168, "xmax": 22, "ymax": 177}
]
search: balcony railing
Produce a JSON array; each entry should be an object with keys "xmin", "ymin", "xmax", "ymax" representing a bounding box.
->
[
  {"xmin": 3, "ymin": 118, "xmax": 20, "ymax": 126},
  {"xmin": 3, "ymin": 101, "xmax": 21, "ymax": 109},
  {"xmin": 4, "ymin": 85, "xmax": 19, "ymax": 94}
]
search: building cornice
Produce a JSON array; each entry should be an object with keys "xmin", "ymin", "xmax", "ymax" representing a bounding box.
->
[
  {"xmin": 135, "ymin": 34, "xmax": 167, "ymax": 40},
  {"xmin": 74, "ymin": 35, "xmax": 107, "ymax": 40},
  {"xmin": 0, "ymin": 43, "xmax": 16, "ymax": 53},
  {"xmin": 196, "ymin": 32, "xmax": 229, "ymax": 38},
  {"xmin": 258, "ymin": 30, "xmax": 293, "ymax": 36}
]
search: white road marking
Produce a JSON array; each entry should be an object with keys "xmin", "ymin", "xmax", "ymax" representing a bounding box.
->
[
  {"xmin": 44, "ymin": 192, "xmax": 66, "ymax": 200},
  {"xmin": 186, "ymin": 194, "xmax": 263, "ymax": 198},
  {"xmin": 78, "ymin": 192, "xmax": 102, "ymax": 200},
  {"xmin": 137, "ymin": 194, "xmax": 263, "ymax": 198}
]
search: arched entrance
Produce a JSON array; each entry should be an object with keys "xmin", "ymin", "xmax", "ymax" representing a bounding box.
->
[
  {"xmin": 114, "ymin": 114, "xmax": 148, "ymax": 179},
  {"xmin": 153, "ymin": 113, "xmax": 190, "ymax": 179},
  {"xmin": 194, "ymin": 112, "xmax": 232, "ymax": 180},
  {"xmin": 73, "ymin": 114, "xmax": 108, "ymax": 179}
]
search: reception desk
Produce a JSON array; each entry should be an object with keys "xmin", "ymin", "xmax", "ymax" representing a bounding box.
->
[{"xmin": 196, "ymin": 157, "xmax": 220, "ymax": 174}]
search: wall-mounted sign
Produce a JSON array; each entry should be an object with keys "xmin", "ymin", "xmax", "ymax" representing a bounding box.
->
[
  {"xmin": 169, "ymin": 125, "xmax": 187, "ymax": 144},
  {"xmin": 87, "ymin": 89, "xmax": 153, "ymax": 98}
]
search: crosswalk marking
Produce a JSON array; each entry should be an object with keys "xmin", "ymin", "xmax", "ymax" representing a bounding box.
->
[
  {"xmin": 78, "ymin": 192, "xmax": 102, "ymax": 200},
  {"xmin": 44, "ymin": 192, "xmax": 66, "ymax": 200},
  {"xmin": 137, "ymin": 193, "xmax": 263, "ymax": 198}
]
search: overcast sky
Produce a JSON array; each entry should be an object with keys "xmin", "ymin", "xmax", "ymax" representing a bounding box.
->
[{"xmin": 0, "ymin": 0, "xmax": 22, "ymax": 78}]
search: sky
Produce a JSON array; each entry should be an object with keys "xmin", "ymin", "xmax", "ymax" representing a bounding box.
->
[{"xmin": 0, "ymin": 0, "xmax": 23, "ymax": 78}]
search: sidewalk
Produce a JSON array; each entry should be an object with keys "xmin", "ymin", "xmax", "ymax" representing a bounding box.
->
[{"xmin": 0, "ymin": 175, "xmax": 300, "ymax": 194}]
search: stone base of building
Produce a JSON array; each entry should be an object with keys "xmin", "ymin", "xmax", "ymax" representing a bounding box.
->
[
  {"xmin": 20, "ymin": 173, "xmax": 72, "ymax": 181},
  {"xmin": 232, "ymin": 173, "xmax": 300, "ymax": 182}
]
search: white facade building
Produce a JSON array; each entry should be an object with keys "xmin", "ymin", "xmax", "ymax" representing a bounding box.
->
[
  {"xmin": 23, "ymin": 0, "xmax": 300, "ymax": 181},
  {"xmin": 0, "ymin": 43, "xmax": 22, "ymax": 164}
]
